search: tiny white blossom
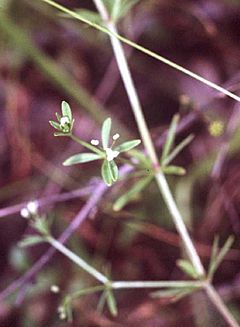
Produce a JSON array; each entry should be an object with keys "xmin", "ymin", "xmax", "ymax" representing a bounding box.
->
[
  {"xmin": 60, "ymin": 116, "xmax": 70, "ymax": 127},
  {"xmin": 90, "ymin": 139, "xmax": 100, "ymax": 146},
  {"xmin": 27, "ymin": 201, "xmax": 38, "ymax": 215},
  {"xmin": 50, "ymin": 285, "xmax": 60, "ymax": 293},
  {"xmin": 20, "ymin": 208, "xmax": 30, "ymax": 219},
  {"xmin": 105, "ymin": 147, "xmax": 119, "ymax": 161},
  {"xmin": 112, "ymin": 133, "xmax": 120, "ymax": 141}
]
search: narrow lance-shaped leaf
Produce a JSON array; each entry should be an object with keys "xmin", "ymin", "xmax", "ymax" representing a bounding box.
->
[
  {"xmin": 113, "ymin": 175, "xmax": 153, "ymax": 211},
  {"xmin": 106, "ymin": 289, "xmax": 118, "ymax": 317},
  {"xmin": 61, "ymin": 101, "xmax": 72, "ymax": 121},
  {"xmin": 74, "ymin": 9, "xmax": 102, "ymax": 24},
  {"xmin": 162, "ymin": 134, "xmax": 194, "ymax": 166},
  {"xmin": 18, "ymin": 235, "xmax": 45, "ymax": 248},
  {"xmin": 115, "ymin": 139, "xmax": 141, "ymax": 153},
  {"xmin": 162, "ymin": 165, "xmax": 186, "ymax": 176},
  {"xmin": 63, "ymin": 153, "xmax": 102, "ymax": 166},
  {"xmin": 208, "ymin": 235, "xmax": 234, "ymax": 279},
  {"xmin": 108, "ymin": 160, "xmax": 118, "ymax": 182},
  {"xmin": 49, "ymin": 120, "xmax": 61, "ymax": 130},
  {"xmin": 101, "ymin": 160, "xmax": 113, "ymax": 186},
  {"xmin": 101, "ymin": 118, "xmax": 112, "ymax": 149},
  {"xmin": 177, "ymin": 259, "xmax": 199, "ymax": 279},
  {"xmin": 151, "ymin": 287, "xmax": 196, "ymax": 301},
  {"xmin": 161, "ymin": 114, "xmax": 179, "ymax": 163}
]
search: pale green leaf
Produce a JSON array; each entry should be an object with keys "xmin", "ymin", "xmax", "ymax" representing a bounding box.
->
[
  {"xmin": 115, "ymin": 139, "xmax": 141, "ymax": 153},
  {"xmin": 55, "ymin": 112, "xmax": 61, "ymax": 122},
  {"xmin": 106, "ymin": 289, "xmax": 118, "ymax": 317},
  {"xmin": 113, "ymin": 175, "xmax": 153, "ymax": 211},
  {"xmin": 18, "ymin": 235, "xmax": 44, "ymax": 248},
  {"xmin": 101, "ymin": 118, "xmax": 112, "ymax": 149},
  {"xmin": 161, "ymin": 114, "xmax": 179, "ymax": 162},
  {"xmin": 108, "ymin": 160, "xmax": 118, "ymax": 181},
  {"xmin": 101, "ymin": 160, "xmax": 113, "ymax": 186},
  {"xmin": 49, "ymin": 120, "xmax": 61, "ymax": 130},
  {"xmin": 163, "ymin": 134, "xmax": 194, "ymax": 166},
  {"xmin": 63, "ymin": 153, "xmax": 101, "ymax": 166},
  {"xmin": 61, "ymin": 101, "xmax": 72, "ymax": 121},
  {"xmin": 208, "ymin": 236, "xmax": 234, "ymax": 279},
  {"xmin": 151, "ymin": 287, "xmax": 196, "ymax": 300},
  {"xmin": 75, "ymin": 9, "xmax": 102, "ymax": 24},
  {"xmin": 177, "ymin": 259, "xmax": 199, "ymax": 279},
  {"xmin": 162, "ymin": 165, "xmax": 186, "ymax": 176}
]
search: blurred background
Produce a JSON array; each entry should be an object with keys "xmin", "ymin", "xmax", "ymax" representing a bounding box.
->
[{"xmin": 0, "ymin": 0, "xmax": 240, "ymax": 326}]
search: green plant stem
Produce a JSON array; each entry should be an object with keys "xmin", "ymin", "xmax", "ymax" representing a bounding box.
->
[
  {"xmin": 204, "ymin": 282, "xmax": 240, "ymax": 327},
  {"xmin": 93, "ymin": 0, "xmax": 205, "ymax": 277},
  {"xmin": 70, "ymin": 134, "xmax": 104, "ymax": 156},
  {"xmin": 112, "ymin": 280, "xmax": 203, "ymax": 290},
  {"xmin": 46, "ymin": 236, "xmax": 109, "ymax": 284},
  {"xmin": 40, "ymin": 0, "xmax": 240, "ymax": 103}
]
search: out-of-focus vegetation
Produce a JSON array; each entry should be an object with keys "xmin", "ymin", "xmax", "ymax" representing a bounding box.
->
[{"xmin": 0, "ymin": 0, "xmax": 240, "ymax": 326}]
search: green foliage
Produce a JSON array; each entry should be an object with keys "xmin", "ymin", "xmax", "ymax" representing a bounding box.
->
[
  {"xmin": 208, "ymin": 235, "xmax": 234, "ymax": 280},
  {"xmin": 18, "ymin": 235, "xmax": 45, "ymax": 248},
  {"xmin": 53, "ymin": 113, "xmax": 141, "ymax": 186},
  {"xmin": 177, "ymin": 259, "xmax": 200, "ymax": 279},
  {"xmin": 49, "ymin": 101, "xmax": 74, "ymax": 134},
  {"xmin": 101, "ymin": 117, "xmax": 112, "ymax": 149},
  {"xmin": 106, "ymin": 288, "xmax": 118, "ymax": 316},
  {"xmin": 113, "ymin": 175, "xmax": 153, "ymax": 211},
  {"xmin": 63, "ymin": 153, "xmax": 102, "ymax": 165},
  {"xmin": 151, "ymin": 287, "xmax": 197, "ymax": 302},
  {"xmin": 103, "ymin": 0, "xmax": 140, "ymax": 22}
]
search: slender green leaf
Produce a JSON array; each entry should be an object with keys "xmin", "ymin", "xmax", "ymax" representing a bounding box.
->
[
  {"xmin": 162, "ymin": 165, "xmax": 186, "ymax": 176},
  {"xmin": 161, "ymin": 114, "xmax": 179, "ymax": 162},
  {"xmin": 32, "ymin": 217, "xmax": 49, "ymax": 235},
  {"xmin": 101, "ymin": 118, "xmax": 112, "ymax": 149},
  {"xmin": 151, "ymin": 287, "xmax": 196, "ymax": 301},
  {"xmin": 63, "ymin": 153, "xmax": 101, "ymax": 166},
  {"xmin": 106, "ymin": 289, "xmax": 118, "ymax": 316},
  {"xmin": 61, "ymin": 101, "xmax": 72, "ymax": 121},
  {"xmin": 18, "ymin": 235, "xmax": 44, "ymax": 248},
  {"xmin": 54, "ymin": 132, "xmax": 67, "ymax": 137},
  {"xmin": 108, "ymin": 160, "xmax": 118, "ymax": 182},
  {"xmin": 163, "ymin": 134, "xmax": 194, "ymax": 166},
  {"xmin": 49, "ymin": 120, "xmax": 61, "ymax": 130},
  {"xmin": 177, "ymin": 259, "xmax": 199, "ymax": 279},
  {"xmin": 208, "ymin": 236, "xmax": 234, "ymax": 278},
  {"xmin": 208, "ymin": 235, "xmax": 219, "ymax": 279},
  {"xmin": 75, "ymin": 9, "xmax": 101, "ymax": 24},
  {"xmin": 115, "ymin": 139, "xmax": 141, "ymax": 153},
  {"xmin": 113, "ymin": 175, "xmax": 153, "ymax": 211},
  {"xmin": 97, "ymin": 291, "xmax": 107, "ymax": 313},
  {"xmin": 101, "ymin": 160, "xmax": 113, "ymax": 186},
  {"xmin": 55, "ymin": 112, "xmax": 61, "ymax": 122},
  {"xmin": 111, "ymin": 0, "xmax": 140, "ymax": 22}
]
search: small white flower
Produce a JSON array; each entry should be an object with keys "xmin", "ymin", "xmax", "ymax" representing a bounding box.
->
[
  {"xmin": 90, "ymin": 139, "xmax": 100, "ymax": 146},
  {"xmin": 27, "ymin": 201, "xmax": 38, "ymax": 215},
  {"xmin": 50, "ymin": 285, "xmax": 60, "ymax": 293},
  {"xmin": 20, "ymin": 208, "xmax": 30, "ymax": 219},
  {"xmin": 60, "ymin": 116, "xmax": 70, "ymax": 127},
  {"xmin": 112, "ymin": 133, "xmax": 120, "ymax": 141},
  {"xmin": 105, "ymin": 147, "xmax": 119, "ymax": 161}
]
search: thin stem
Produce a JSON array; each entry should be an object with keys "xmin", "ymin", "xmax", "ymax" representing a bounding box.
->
[
  {"xmin": 112, "ymin": 280, "xmax": 203, "ymax": 290},
  {"xmin": 93, "ymin": 0, "xmax": 205, "ymax": 277},
  {"xmin": 46, "ymin": 236, "xmax": 109, "ymax": 284},
  {"xmin": 70, "ymin": 134, "xmax": 104, "ymax": 156},
  {"xmin": 40, "ymin": 0, "xmax": 240, "ymax": 103},
  {"xmin": 204, "ymin": 283, "xmax": 240, "ymax": 327}
]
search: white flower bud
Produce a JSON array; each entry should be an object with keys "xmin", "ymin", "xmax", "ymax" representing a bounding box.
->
[
  {"xmin": 113, "ymin": 133, "xmax": 120, "ymax": 141},
  {"xmin": 50, "ymin": 285, "xmax": 60, "ymax": 293},
  {"xmin": 90, "ymin": 139, "xmax": 100, "ymax": 146},
  {"xmin": 27, "ymin": 201, "xmax": 38, "ymax": 215},
  {"xmin": 20, "ymin": 208, "xmax": 30, "ymax": 219}
]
